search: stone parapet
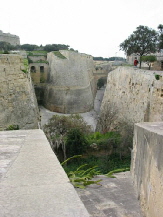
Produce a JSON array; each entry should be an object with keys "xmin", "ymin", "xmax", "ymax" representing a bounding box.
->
[
  {"xmin": 131, "ymin": 122, "xmax": 163, "ymax": 217},
  {"xmin": 0, "ymin": 129, "xmax": 89, "ymax": 217}
]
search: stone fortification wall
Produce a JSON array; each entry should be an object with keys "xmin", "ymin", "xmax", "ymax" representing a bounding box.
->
[
  {"xmin": 131, "ymin": 122, "xmax": 163, "ymax": 217},
  {"xmin": 28, "ymin": 55, "xmax": 47, "ymax": 62},
  {"xmin": 0, "ymin": 30, "xmax": 20, "ymax": 46},
  {"xmin": 94, "ymin": 61, "xmax": 112, "ymax": 82},
  {"xmin": 100, "ymin": 66, "xmax": 163, "ymax": 127},
  {"xmin": 0, "ymin": 54, "xmax": 39, "ymax": 130},
  {"xmin": 94, "ymin": 61, "xmax": 112, "ymax": 74},
  {"xmin": 43, "ymin": 51, "xmax": 96, "ymax": 113}
]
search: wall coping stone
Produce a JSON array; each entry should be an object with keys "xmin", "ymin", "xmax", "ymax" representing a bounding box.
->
[{"xmin": 0, "ymin": 129, "xmax": 89, "ymax": 217}]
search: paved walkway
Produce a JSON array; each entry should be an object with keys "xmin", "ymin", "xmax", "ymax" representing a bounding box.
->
[{"xmin": 76, "ymin": 172, "xmax": 144, "ymax": 217}]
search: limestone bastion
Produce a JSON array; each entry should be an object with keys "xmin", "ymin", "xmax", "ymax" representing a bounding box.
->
[
  {"xmin": 0, "ymin": 30, "xmax": 20, "ymax": 46},
  {"xmin": 0, "ymin": 54, "xmax": 39, "ymax": 130},
  {"xmin": 42, "ymin": 50, "xmax": 96, "ymax": 113},
  {"xmin": 100, "ymin": 66, "xmax": 163, "ymax": 127}
]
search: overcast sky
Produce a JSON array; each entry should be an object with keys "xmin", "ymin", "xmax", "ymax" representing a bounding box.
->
[{"xmin": 1, "ymin": 0, "xmax": 162, "ymax": 58}]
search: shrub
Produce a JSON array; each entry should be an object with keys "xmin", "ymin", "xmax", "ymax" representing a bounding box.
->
[
  {"xmin": 44, "ymin": 114, "xmax": 92, "ymax": 161},
  {"xmin": 6, "ymin": 125, "xmax": 19, "ymax": 130},
  {"xmin": 66, "ymin": 128, "xmax": 89, "ymax": 158},
  {"xmin": 21, "ymin": 69, "xmax": 28, "ymax": 73},
  {"xmin": 3, "ymin": 50, "xmax": 9, "ymax": 54},
  {"xmin": 96, "ymin": 103, "xmax": 118, "ymax": 133},
  {"xmin": 87, "ymin": 131, "xmax": 121, "ymax": 151},
  {"xmin": 97, "ymin": 77, "xmax": 106, "ymax": 89},
  {"xmin": 141, "ymin": 55, "xmax": 156, "ymax": 70},
  {"xmin": 155, "ymin": 74, "xmax": 161, "ymax": 80}
]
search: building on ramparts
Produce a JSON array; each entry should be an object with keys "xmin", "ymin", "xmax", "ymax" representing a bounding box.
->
[
  {"xmin": 127, "ymin": 52, "xmax": 163, "ymax": 69},
  {"xmin": 0, "ymin": 54, "xmax": 39, "ymax": 130},
  {"xmin": 0, "ymin": 30, "xmax": 20, "ymax": 46}
]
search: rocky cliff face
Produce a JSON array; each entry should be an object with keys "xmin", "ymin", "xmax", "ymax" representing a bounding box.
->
[
  {"xmin": 43, "ymin": 51, "xmax": 96, "ymax": 113},
  {"xmin": 0, "ymin": 54, "xmax": 39, "ymax": 130},
  {"xmin": 100, "ymin": 66, "xmax": 163, "ymax": 128}
]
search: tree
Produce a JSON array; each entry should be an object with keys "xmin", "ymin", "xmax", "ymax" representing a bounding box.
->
[
  {"xmin": 44, "ymin": 114, "xmax": 92, "ymax": 161},
  {"xmin": 96, "ymin": 103, "xmax": 118, "ymax": 133},
  {"xmin": 158, "ymin": 24, "xmax": 163, "ymax": 50},
  {"xmin": 141, "ymin": 55, "xmax": 156, "ymax": 70},
  {"xmin": 120, "ymin": 25, "xmax": 158, "ymax": 68},
  {"xmin": 21, "ymin": 44, "xmax": 39, "ymax": 51},
  {"xmin": 0, "ymin": 41, "xmax": 14, "ymax": 51},
  {"xmin": 43, "ymin": 44, "xmax": 70, "ymax": 52}
]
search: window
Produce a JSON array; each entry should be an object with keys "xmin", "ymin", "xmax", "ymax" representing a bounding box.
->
[
  {"xmin": 31, "ymin": 66, "xmax": 36, "ymax": 73},
  {"xmin": 40, "ymin": 66, "xmax": 44, "ymax": 73}
]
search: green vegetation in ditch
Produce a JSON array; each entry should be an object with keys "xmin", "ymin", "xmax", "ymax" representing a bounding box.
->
[
  {"xmin": 44, "ymin": 114, "xmax": 132, "ymax": 186},
  {"xmin": 63, "ymin": 154, "xmax": 131, "ymax": 175},
  {"xmin": 61, "ymin": 155, "xmax": 102, "ymax": 189}
]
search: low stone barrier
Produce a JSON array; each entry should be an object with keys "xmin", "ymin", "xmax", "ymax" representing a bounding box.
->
[
  {"xmin": 0, "ymin": 129, "xmax": 89, "ymax": 217},
  {"xmin": 131, "ymin": 122, "xmax": 163, "ymax": 217}
]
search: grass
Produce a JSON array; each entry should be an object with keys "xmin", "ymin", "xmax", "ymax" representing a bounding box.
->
[
  {"xmin": 31, "ymin": 50, "xmax": 47, "ymax": 54},
  {"xmin": 87, "ymin": 131, "xmax": 121, "ymax": 150},
  {"xmin": 22, "ymin": 58, "xmax": 29, "ymax": 73},
  {"xmin": 53, "ymin": 51, "xmax": 67, "ymax": 59},
  {"xmin": 23, "ymin": 58, "xmax": 28, "ymax": 67},
  {"xmin": 27, "ymin": 51, "xmax": 47, "ymax": 56},
  {"xmin": 60, "ymin": 131, "xmax": 131, "ymax": 175}
]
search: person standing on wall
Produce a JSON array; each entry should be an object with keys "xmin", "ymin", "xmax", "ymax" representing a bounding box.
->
[{"xmin": 134, "ymin": 57, "xmax": 139, "ymax": 67}]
